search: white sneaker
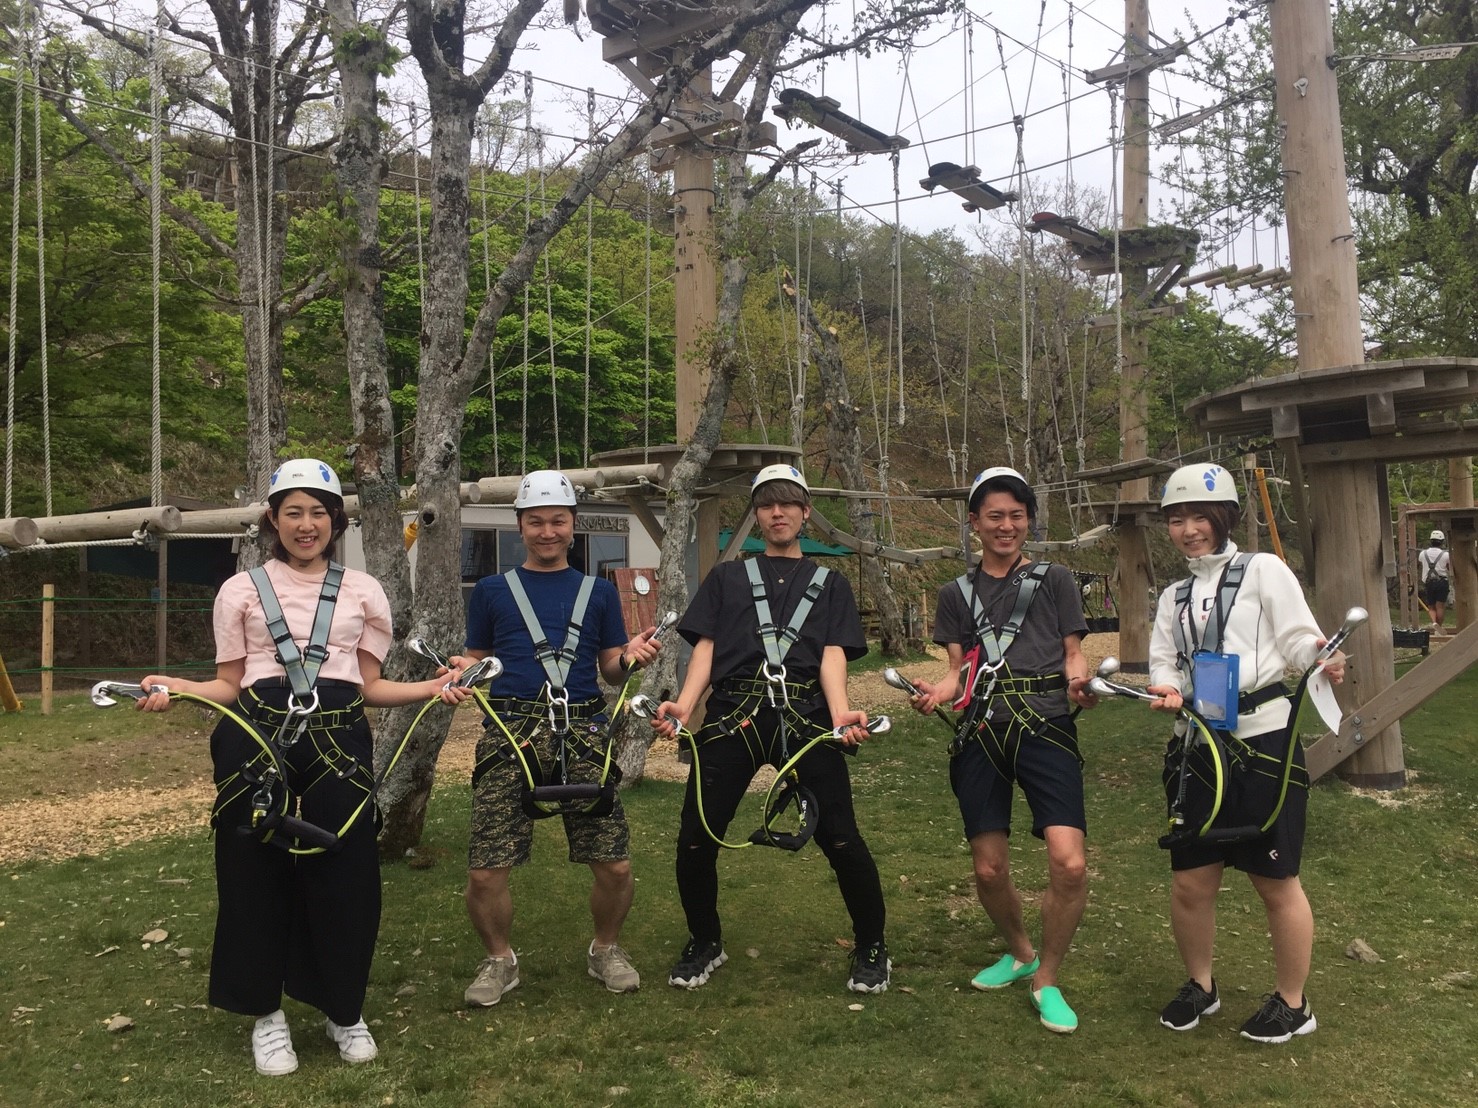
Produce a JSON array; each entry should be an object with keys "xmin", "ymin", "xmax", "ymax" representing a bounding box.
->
[
  {"xmin": 325, "ymin": 1017, "xmax": 379, "ymax": 1064},
  {"xmin": 252, "ymin": 1009, "xmax": 298, "ymax": 1076}
]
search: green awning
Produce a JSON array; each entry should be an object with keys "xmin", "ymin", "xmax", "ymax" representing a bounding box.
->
[{"xmin": 717, "ymin": 529, "xmax": 853, "ymax": 557}]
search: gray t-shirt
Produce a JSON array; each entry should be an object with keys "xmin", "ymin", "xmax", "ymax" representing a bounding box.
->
[{"xmin": 933, "ymin": 560, "xmax": 1087, "ymax": 719}]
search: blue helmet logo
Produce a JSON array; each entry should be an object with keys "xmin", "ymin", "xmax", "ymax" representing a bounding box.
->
[
  {"xmin": 1201, "ymin": 466, "xmax": 1224, "ymax": 491},
  {"xmin": 319, "ymin": 462, "xmax": 333, "ymax": 483}
]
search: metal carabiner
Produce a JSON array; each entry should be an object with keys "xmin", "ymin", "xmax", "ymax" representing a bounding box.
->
[
  {"xmin": 975, "ymin": 658, "xmax": 1008, "ymax": 722},
  {"xmin": 545, "ymin": 683, "xmax": 572, "ymax": 734},
  {"xmin": 761, "ymin": 661, "xmax": 789, "ymax": 710}
]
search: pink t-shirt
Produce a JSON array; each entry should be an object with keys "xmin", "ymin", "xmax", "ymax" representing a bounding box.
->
[{"xmin": 213, "ymin": 560, "xmax": 393, "ymax": 687}]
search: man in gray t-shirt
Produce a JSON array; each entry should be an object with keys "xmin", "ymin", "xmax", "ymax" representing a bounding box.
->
[{"xmin": 910, "ymin": 467, "xmax": 1098, "ymax": 1035}]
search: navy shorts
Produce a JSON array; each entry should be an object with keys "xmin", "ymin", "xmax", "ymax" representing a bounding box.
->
[
  {"xmin": 1162, "ymin": 729, "xmax": 1308, "ymax": 879},
  {"xmin": 950, "ymin": 715, "xmax": 1086, "ymax": 840},
  {"xmin": 1423, "ymin": 578, "xmax": 1450, "ymax": 606}
]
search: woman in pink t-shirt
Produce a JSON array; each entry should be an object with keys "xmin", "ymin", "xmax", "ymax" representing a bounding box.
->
[{"xmin": 138, "ymin": 459, "xmax": 467, "ymax": 1077}]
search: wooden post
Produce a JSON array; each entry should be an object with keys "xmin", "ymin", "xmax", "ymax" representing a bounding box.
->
[
  {"xmin": 1112, "ymin": 0, "xmax": 1154, "ymax": 672},
  {"xmin": 1449, "ymin": 457, "xmax": 1475, "ymax": 630},
  {"xmin": 41, "ymin": 583, "xmax": 55, "ymax": 715},
  {"xmin": 1272, "ymin": 0, "xmax": 1402, "ymax": 787}
]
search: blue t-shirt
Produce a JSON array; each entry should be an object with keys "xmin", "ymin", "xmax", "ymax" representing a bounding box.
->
[{"xmin": 465, "ymin": 566, "xmax": 628, "ymax": 704}]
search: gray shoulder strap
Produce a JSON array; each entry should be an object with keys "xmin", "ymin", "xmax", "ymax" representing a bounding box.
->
[
  {"xmin": 249, "ymin": 561, "xmax": 344, "ymax": 701},
  {"xmin": 503, "ymin": 569, "xmax": 597, "ymax": 693},
  {"xmin": 745, "ymin": 558, "xmax": 831, "ymax": 668}
]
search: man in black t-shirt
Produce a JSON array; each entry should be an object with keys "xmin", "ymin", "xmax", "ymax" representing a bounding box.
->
[
  {"xmin": 649, "ymin": 464, "xmax": 890, "ymax": 994},
  {"xmin": 911, "ymin": 467, "xmax": 1098, "ymax": 1034}
]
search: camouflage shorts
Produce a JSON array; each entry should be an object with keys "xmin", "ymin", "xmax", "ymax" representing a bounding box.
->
[{"xmin": 468, "ymin": 720, "xmax": 630, "ymax": 870}]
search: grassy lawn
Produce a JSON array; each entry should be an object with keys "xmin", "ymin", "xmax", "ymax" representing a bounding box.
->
[{"xmin": 2, "ymin": 668, "xmax": 1476, "ymax": 1106}]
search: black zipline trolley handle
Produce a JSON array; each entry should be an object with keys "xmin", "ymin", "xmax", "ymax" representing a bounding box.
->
[
  {"xmin": 90, "ymin": 679, "xmax": 345, "ymax": 852},
  {"xmin": 405, "ymin": 637, "xmax": 505, "ymax": 689},
  {"xmin": 833, "ymin": 715, "xmax": 892, "ymax": 740},
  {"xmin": 91, "ymin": 680, "xmax": 168, "ymax": 706},
  {"xmin": 883, "ymin": 667, "xmax": 959, "ymax": 732}
]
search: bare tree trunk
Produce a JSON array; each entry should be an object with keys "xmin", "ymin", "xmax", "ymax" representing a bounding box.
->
[
  {"xmin": 326, "ymin": 2, "xmax": 451, "ymax": 844},
  {"xmin": 794, "ymin": 293, "xmax": 908, "ymax": 654}
]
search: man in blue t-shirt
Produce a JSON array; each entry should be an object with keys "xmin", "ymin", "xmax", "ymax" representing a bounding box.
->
[{"xmin": 459, "ymin": 470, "xmax": 661, "ymax": 1008}]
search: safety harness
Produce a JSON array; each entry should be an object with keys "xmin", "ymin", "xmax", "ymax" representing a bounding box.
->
[
  {"xmin": 471, "ymin": 570, "xmax": 619, "ymax": 819},
  {"xmin": 1160, "ymin": 553, "xmax": 1305, "ymax": 849},
  {"xmin": 947, "ymin": 561, "xmax": 1073, "ymax": 759},
  {"xmin": 1170, "ymin": 553, "xmax": 1290, "ymax": 720},
  {"xmin": 669, "ymin": 559, "xmax": 843, "ymax": 851},
  {"xmin": 207, "ymin": 562, "xmax": 374, "ymax": 853}
]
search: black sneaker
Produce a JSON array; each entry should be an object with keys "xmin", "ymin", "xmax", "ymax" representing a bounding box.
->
[
  {"xmin": 668, "ymin": 938, "xmax": 727, "ymax": 989},
  {"xmin": 847, "ymin": 940, "xmax": 891, "ymax": 994},
  {"xmin": 1159, "ymin": 978, "xmax": 1220, "ymax": 1031},
  {"xmin": 1239, "ymin": 991, "xmax": 1316, "ymax": 1043}
]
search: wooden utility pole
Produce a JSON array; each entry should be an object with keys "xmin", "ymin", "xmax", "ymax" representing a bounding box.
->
[
  {"xmin": 1114, "ymin": 0, "xmax": 1154, "ymax": 671},
  {"xmin": 1270, "ymin": 0, "xmax": 1402, "ymax": 786}
]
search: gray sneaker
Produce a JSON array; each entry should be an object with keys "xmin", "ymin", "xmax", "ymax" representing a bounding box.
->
[
  {"xmin": 465, "ymin": 954, "xmax": 520, "ymax": 1007},
  {"xmin": 588, "ymin": 942, "xmax": 641, "ymax": 993}
]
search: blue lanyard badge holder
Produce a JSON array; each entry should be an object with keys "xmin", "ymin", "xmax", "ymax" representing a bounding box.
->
[{"xmin": 1190, "ymin": 650, "xmax": 1239, "ymax": 730}]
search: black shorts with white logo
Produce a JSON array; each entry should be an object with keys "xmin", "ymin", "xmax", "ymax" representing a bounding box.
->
[{"xmin": 1163, "ymin": 728, "xmax": 1308, "ymax": 879}]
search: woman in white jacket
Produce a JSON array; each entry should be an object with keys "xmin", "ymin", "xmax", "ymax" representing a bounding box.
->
[{"xmin": 1145, "ymin": 463, "xmax": 1345, "ymax": 1044}]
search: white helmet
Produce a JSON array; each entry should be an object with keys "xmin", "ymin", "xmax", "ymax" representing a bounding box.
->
[
  {"xmin": 514, "ymin": 470, "xmax": 577, "ymax": 509},
  {"xmin": 269, "ymin": 458, "xmax": 342, "ymax": 503},
  {"xmin": 1161, "ymin": 463, "xmax": 1239, "ymax": 508},
  {"xmin": 1431, "ymin": 529, "xmax": 1445, "ymax": 542},
  {"xmin": 751, "ymin": 463, "xmax": 809, "ymax": 498},
  {"xmin": 968, "ymin": 466, "xmax": 1029, "ymax": 504}
]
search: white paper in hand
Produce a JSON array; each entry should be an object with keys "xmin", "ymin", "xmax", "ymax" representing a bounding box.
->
[{"xmin": 1308, "ymin": 667, "xmax": 1343, "ymax": 733}]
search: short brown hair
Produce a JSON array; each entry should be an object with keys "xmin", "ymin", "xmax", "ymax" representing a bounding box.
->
[
  {"xmin": 1164, "ymin": 501, "xmax": 1241, "ymax": 548},
  {"xmin": 752, "ymin": 479, "xmax": 810, "ymax": 509}
]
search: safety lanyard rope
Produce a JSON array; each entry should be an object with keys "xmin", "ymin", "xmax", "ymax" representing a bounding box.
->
[
  {"xmin": 662, "ymin": 707, "xmax": 845, "ymax": 851},
  {"xmin": 248, "ymin": 562, "xmax": 345, "ymax": 708}
]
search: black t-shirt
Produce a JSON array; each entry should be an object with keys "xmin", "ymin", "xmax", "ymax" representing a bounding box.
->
[
  {"xmin": 679, "ymin": 556, "xmax": 867, "ymax": 706},
  {"xmin": 933, "ymin": 560, "xmax": 1087, "ymax": 718}
]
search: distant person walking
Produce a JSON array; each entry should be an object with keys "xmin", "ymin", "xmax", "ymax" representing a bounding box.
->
[{"xmin": 1419, "ymin": 530, "xmax": 1451, "ymax": 630}]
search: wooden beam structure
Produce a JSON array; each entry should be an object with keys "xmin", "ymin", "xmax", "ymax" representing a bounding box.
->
[
  {"xmin": 1305, "ymin": 616, "xmax": 1478, "ymax": 780},
  {"xmin": 0, "ymin": 516, "xmax": 38, "ymax": 550}
]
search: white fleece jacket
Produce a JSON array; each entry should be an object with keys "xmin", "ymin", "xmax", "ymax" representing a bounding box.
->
[{"xmin": 1148, "ymin": 542, "xmax": 1324, "ymax": 738}]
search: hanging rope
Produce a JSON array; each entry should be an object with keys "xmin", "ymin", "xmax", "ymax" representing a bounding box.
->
[
  {"xmin": 30, "ymin": 2, "xmax": 53, "ymax": 517},
  {"xmin": 890, "ymin": 150, "xmax": 904, "ymax": 428},
  {"xmin": 926, "ymin": 297, "xmax": 957, "ymax": 482},
  {"xmin": 790, "ymin": 166, "xmax": 806, "ymax": 446},
  {"xmin": 642, "ymin": 176, "xmax": 652, "ymax": 463},
  {"xmin": 582, "ymin": 88, "xmax": 594, "ymax": 466},
  {"xmin": 1108, "ymin": 85, "xmax": 1124, "ymax": 380},
  {"xmin": 520, "ymin": 71, "xmax": 533, "ymax": 472},
  {"xmin": 149, "ymin": 12, "xmax": 164, "ymax": 508},
  {"xmin": 960, "ymin": 272, "xmax": 973, "ymax": 484},
  {"xmin": 989, "ymin": 318, "xmax": 1015, "ymax": 468},
  {"xmin": 5, "ymin": 0, "xmax": 27, "ymax": 519},
  {"xmin": 539, "ymin": 130, "xmax": 559, "ymax": 468},
  {"xmin": 1064, "ymin": 3, "xmax": 1076, "ymax": 208},
  {"xmin": 478, "ymin": 116, "xmax": 500, "ymax": 477}
]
